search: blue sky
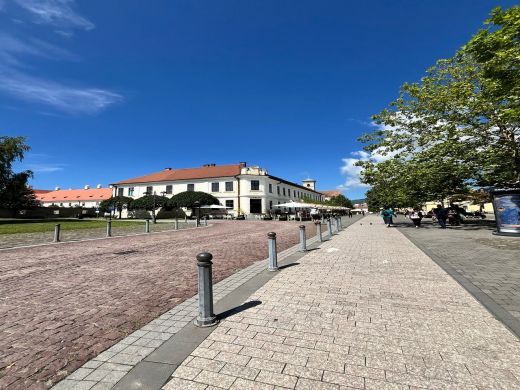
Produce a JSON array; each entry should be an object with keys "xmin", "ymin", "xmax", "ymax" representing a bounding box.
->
[{"xmin": 2, "ymin": 0, "xmax": 516, "ymax": 200}]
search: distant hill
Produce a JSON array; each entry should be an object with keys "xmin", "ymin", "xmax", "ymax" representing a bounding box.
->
[{"xmin": 351, "ymin": 198, "xmax": 367, "ymax": 203}]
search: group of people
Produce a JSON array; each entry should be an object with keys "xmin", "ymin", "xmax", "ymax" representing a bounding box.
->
[{"xmin": 381, "ymin": 204, "xmax": 466, "ymax": 229}]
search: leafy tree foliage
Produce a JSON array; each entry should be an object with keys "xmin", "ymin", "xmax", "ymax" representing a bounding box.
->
[
  {"xmin": 130, "ymin": 195, "xmax": 169, "ymax": 210},
  {"xmin": 358, "ymin": 6, "xmax": 520, "ymax": 208},
  {"xmin": 327, "ymin": 195, "xmax": 354, "ymax": 208},
  {"xmin": 168, "ymin": 191, "xmax": 219, "ymax": 208},
  {"xmin": 130, "ymin": 194, "xmax": 169, "ymax": 221},
  {"xmin": 0, "ymin": 136, "xmax": 38, "ymax": 210},
  {"xmin": 99, "ymin": 196, "xmax": 134, "ymax": 218}
]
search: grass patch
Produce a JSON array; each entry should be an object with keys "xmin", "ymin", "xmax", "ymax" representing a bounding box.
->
[{"xmin": 0, "ymin": 219, "xmax": 143, "ymax": 235}]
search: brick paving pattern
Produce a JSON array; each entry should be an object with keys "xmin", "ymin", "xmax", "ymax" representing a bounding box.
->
[
  {"xmin": 0, "ymin": 220, "xmax": 319, "ymax": 390},
  {"xmin": 0, "ymin": 220, "xmax": 193, "ymax": 250},
  {"xmin": 163, "ymin": 215, "xmax": 520, "ymax": 389},
  {"xmin": 396, "ymin": 218, "xmax": 520, "ymax": 321}
]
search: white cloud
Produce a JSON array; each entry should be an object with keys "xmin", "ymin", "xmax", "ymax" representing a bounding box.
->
[
  {"xmin": 0, "ymin": 2, "xmax": 122, "ymax": 115},
  {"xmin": 0, "ymin": 70, "xmax": 123, "ymax": 114},
  {"xmin": 13, "ymin": 0, "xmax": 94, "ymax": 30},
  {"xmin": 339, "ymin": 149, "xmax": 397, "ymax": 190},
  {"xmin": 26, "ymin": 163, "xmax": 64, "ymax": 172}
]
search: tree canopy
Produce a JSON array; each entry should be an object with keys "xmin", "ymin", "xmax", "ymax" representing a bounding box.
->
[
  {"xmin": 130, "ymin": 195, "xmax": 169, "ymax": 211},
  {"xmin": 0, "ymin": 136, "xmax": 38, "ymax": 210},
  {"xmin": 168, "ymin": 191, "xmax": 220, "ymax": 208},
  {"xmin": 327, "ymin": 194, "xmax": 354, "ymax": 209},
  {"xmin": 357, "ymin": 6, "xmax": 520, "ymax": 209}
]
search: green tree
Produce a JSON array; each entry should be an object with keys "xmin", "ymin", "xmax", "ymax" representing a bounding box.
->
[
  {"xmin": 0, "ymin": 136, "xmax": 39, "ymax": 210},
  {"xmin": 168, "ymin": 191, "xmax": 219, "ymax": 208},
  {"xmin": 357, "ymin": 6, "xmax": 520, "ymax": 209},
  {"xmin": 99, "ymin": 196, "xmax": 134, "ymax": 219},
  {"xmin": 130, "ymin": 195, "xmax": 169, "ymax": 222},
  {"xmin": 327, "ymin": 194, "xmax": 354, "ymax": 208}
]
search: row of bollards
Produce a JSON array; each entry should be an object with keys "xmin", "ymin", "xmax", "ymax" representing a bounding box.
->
[
  {"xmin": 53, "ymin": 218, "xmax": 188, "ymax": 243},
  {"xmin": 194, "ymin": 217, "xmax": 345, "ymax": 327}
]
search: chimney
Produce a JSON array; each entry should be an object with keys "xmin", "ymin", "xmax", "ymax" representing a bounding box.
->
[
  {"xmin": 203, "ymin": 164, "xmax": 210, "ymax": 167},
  {"xmin": 239, "ymin": 162, "xmax": 247, "ymax": 167},
  {"xmin": 84, "ymin": 185, "xmax": 90, "ymax": 190},
  {"xmin": 55, "ymin": 186, "xmax": 60, "ymax": 191},
  {"xmin": 164, "ymin": 167, "xmax": 172, "ymax": 171},
  {"xmin": 96, "ymin": 184, "xmax": 102, "ymax": 189}
]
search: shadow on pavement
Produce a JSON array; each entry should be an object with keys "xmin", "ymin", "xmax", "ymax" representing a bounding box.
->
[
  {"xmin": 278, "ymin": 262, "xmax": 300, "ymax": 270},
  {"xmin": 217, "ymin": 300, "xmax": 262, "ymax": 320}
]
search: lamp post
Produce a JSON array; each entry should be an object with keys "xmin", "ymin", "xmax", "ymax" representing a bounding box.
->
[{"xmin": 194, "ymin": 200, "xmax": 200, "ymax": 227}]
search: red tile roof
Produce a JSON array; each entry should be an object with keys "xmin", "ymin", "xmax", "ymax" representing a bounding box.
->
[
  {"xmin": 36, "ymin": 188, "xmax": 112, "ymax": 203},
  {"xmin": 32, "ymin": 189, "xmax": 52, "ymax": 194},
  {"xmin": 113, "ymin": 164, "xmax": 242, "ymax": 185},
  {"xmin": 321, "ymin": 190, "xmax": 342, "ymax": 197}
]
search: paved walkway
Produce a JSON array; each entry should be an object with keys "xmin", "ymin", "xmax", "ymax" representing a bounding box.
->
[
  {"xmin": 164, "ymin": 215, "xmax": 520, "ymax": 389},
  {"xmin": 0, "ymin": 220, "xmax": 321, "ymax": 390},
  {"xmin": 396, "ymin": 218, "xmax": 520, "ymax": 327}
]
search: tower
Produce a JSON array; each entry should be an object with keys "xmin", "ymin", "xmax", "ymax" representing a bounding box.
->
[{"xmin": 302, "ymin": 178, "xmax": 316, "ymax": 191}]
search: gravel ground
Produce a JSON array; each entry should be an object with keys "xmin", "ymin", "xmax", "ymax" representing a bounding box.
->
[{"xmin": 0, "ymin": 220, "xmax": 319, "ymax": 389}]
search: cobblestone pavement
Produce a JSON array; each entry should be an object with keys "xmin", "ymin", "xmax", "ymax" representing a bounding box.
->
[
  {"xmin": 164, "ymin": 215, "xmax": 520, "ymax": 390},
  {"xmin": 0, "ymin": 220, "xmax": 194, "ymax": 250},
  {"xmin": 396, "ymin": 217, "xmax": 520, "ymax": 323},
  {"xmin": 0, "ymin": 220, "xmax": 320, "ymax": 389}
]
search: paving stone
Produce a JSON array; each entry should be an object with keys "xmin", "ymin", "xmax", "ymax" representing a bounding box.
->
[
  {"xmin": 193, "ymin": 369, "xmax": 237, "ymax": 389},
  {"xmin": 255, "ymin": 370, "xmax": 298, "ymax": 388}
]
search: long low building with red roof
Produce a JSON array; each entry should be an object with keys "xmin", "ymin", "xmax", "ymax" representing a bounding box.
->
[
  {"xmin": 111, "ymin": 162, "xmax": 325, "ymax": 217},
  {"xmin": 36, "ymin": 187, "xmax": 112, "ymax": 208}
]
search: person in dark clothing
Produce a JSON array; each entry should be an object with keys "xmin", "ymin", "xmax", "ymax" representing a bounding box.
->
[
  {"xmin": 409, "ymin": 209, "xmax": 423, "ymax": 228},
  {"xmin": 433, "ymin": 204, "xmax": 448, "ymax": 229}
]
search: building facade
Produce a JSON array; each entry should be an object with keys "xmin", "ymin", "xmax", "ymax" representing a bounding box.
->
[
  {"xmin": 111, "ymin": 162, "xmax": 324, "ymax": 217},
  {"xmin": 36, "ymin": 186, "xmax": 112, "ymax": 208}
]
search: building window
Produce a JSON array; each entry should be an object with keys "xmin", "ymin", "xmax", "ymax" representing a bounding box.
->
[
  {"xmin": 82, "ymin": 202, "xmax": 85, "ymax": 206},
  {"xmin": 225, "ymin": 181, "xmax": 233, "ymax": 191},
  {"xmin": 146, "ymin": 186, "xmax": 153, "ymax": 194},
  {"xmin": 226, "ymin": 199, "xmax": 234, "ymax": 209},
  {"xmin": 288, "ymin": 189, "xmax": 291, "ymax": 197},
  {"xmin": 277, "ymin": 186, "xmax": 280, "ymax": 195},
  {"xmin": 187, "ymin": 184, "xmax": 194, "ymax": 192},
  {"xmin": 117, "ymin": 188, "xmax": 124, "ymax": 196},
  {"xmin": 128, "ymin": 187, "xmax": 134, "ymax": 197},
  {"xmin": 251, "ymin": 180, "xmax": 260, "ymax": 191},
  {"xmin": 211, "ymin": 182, "xmax": 219, "ymax": 192},
  {"xmin": 283, "ymin": 188, "xmax": 286, "ymax": 196},
  {"xmin": 60, "ymin": 203, "xmax": 63, "ymax": 206},
  {"xmin": 68, "ymin": 203, "xmax": 72, "ymax": 206},
  {"xmin": 165, "ymin": 185, "xmax": 172, "ymax": 194},
  {"xmin": 269, "ymin": 200, "xmax": 273, "ymax": 209},
  {"xmin": 268, "ymin": 183, "xmax": 272, "ymax": 193}
]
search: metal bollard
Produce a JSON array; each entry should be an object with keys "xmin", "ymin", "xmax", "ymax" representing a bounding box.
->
[
  {"xmin": 336, "ymin": 217, "xmax": 341, "ymax": 232},
  {"xmin": 299, "ymin": 225, "xmax": 307, "ymax": 252},
  {"xmin": 327, "ymin": 218, "xmax": 333, "ymax": 239},
  {"xmin": 339, "ymin": 216, "xmax": 343, "ymax": 229},
  {"xmin": 106, "ymin": 220, "xmax": 112, "ymax": 237},
  {"xmin": 174, "ymin": 218, "xmax": 179, "ymax": 230},
  {"xmin": 194, "ymin": 252, "xmax": 218, "ymax": 327},
  {"xmin": 53, "ymin": 223, "xmax": 61, "ymax": 242},
  {"xmin": 204, "ymin": 216, "xmax": 208, "ymax": 226},
  {"xmin": 267, "ymin": 232, "xmax": 278, "ymax": 271},
  {"xmin": 316, "ymin": 221, "xmax": 323, "ymax": 242},
  {"xmin": 145, "ymin": 219, "xmax": 150, "ymax": 233}
]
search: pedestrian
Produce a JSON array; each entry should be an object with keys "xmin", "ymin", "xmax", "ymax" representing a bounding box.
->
[
  {"xmin": 433, "ymin": 204, "xmax": 448, "ymax": 229},
  {"xmin": 348, "ymin": 210, "xmax": 353, "ymax": 218},
  {"xmin": 381, "ymin": 206, "xmax": 396, "ymax": 227},
  {"xmin": 409, "ymin": 208, "xmax": 423, "ymax": 228}
]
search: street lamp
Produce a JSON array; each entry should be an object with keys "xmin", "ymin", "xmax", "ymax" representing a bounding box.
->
[{"xmin": 194, "ymin": 200, "xmax": 200, "ymax": 227}]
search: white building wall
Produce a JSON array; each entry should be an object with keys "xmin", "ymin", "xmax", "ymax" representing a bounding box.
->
[{"xmin": 112, "ymin": 170, "xmax": 324, "ymax": 217}]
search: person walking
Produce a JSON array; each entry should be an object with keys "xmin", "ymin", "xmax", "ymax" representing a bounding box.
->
[
  {"xmin": 348, "ymin": 210, "xmax": 353, "ymax": 218},
  {"xmin": 381, "ymin": 206, "xmax": 396, "ymax": 227},
  {"xmin": 433, "ymin": 204, "xmax": 448, "ymax": 229},
  {"xmin": 409, "ymin": 208, "xmax": 423, "ymax": 228}
]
